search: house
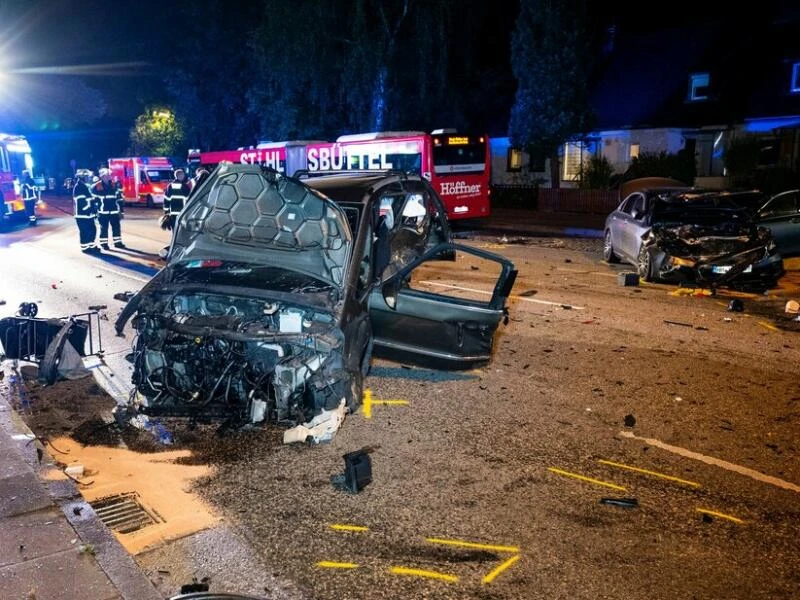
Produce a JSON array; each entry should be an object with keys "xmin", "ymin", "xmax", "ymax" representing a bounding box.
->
[{"xmin": 492, "ymin": 7, "xmax": 800, "ymax": 191}]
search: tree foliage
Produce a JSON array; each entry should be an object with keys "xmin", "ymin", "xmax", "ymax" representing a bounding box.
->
[
  {"xmin": 129, "ymin": 107, "xmax": 183, "ymax": 156},
  {"xmin": 578, "ymin": 155, "xmax": 614, "ymax": 189},
  {"xmin": 622, "ymin": 150, "xmax": 697, "ymax": 185},
  {"xmin": 508, "ymin": 0, "xmax": 594, "ymax": 156}
]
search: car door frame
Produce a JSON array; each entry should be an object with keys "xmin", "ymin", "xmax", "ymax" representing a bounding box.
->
[
  {"xmin": 756, "ymin": 190, "xmax": 800, "ymax": 256},
  {"xmin": 369, "ymin": 242, "xmax": 517, "ymax": 370}
]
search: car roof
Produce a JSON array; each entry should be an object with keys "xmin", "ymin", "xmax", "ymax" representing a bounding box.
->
[{"xmin": 300, "ymin": 171, "xmax": 427, "ymax": 204}]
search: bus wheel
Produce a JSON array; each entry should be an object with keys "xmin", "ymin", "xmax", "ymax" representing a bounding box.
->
[{"xmin": 146, "ymin": 195, "xmax": 154, "ymax": 208}]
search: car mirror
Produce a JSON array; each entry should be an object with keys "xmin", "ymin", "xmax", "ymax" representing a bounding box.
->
[{"xmin": 380, "ymin": 264, "xmax": 400, "ymax": 310}]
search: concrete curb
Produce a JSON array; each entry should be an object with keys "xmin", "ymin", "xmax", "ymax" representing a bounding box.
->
[{"xmin": 0, "ymin": 368, "xmax": 160, "ymax": 600}]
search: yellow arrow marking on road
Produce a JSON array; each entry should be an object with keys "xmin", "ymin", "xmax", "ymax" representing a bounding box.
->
[
  {"xmin": 316, "ymin": 561, "xmax": 360, "ymax": 569},
  {"xmin": 329, "ymin": 524, "xmax": 369, "ymax": 532},
  {"xmin": 425, "ymin": 538, "xmax": 519, "ymax": 553},
  {"xmin": 548, "ymin": 467, "xmax": 626, "ymax": 491},
  {"xmin": 390, "ymin": 567, "xmax": 459, "ymax": 583},
  {"xmin": 363, "ymin": 389, "xmax": 409, "ymax": 419},
  {"xmin": 482, "ymin": 555, "xmax": 521, "ymax": 584},
  {"xmin": 696, "ymin": 508, "xmax": 745, "ymax": 524},
  {"xmin": 598, "ymin": 459, "xmax": 701, "ymax": 488}
]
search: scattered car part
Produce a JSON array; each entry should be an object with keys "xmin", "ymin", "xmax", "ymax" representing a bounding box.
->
[
  {"xmin": 600, "ymin": 497, "xmax": 639, "ymax": 508},
  {"xmin": 283, "ymin": 399, "xmax": 346, "ymax": 444},
  {"xmin": 617, "ymin": 272, "xmax": 639, "ymax": 286},
  {"xmin": 113, "ymin": 291, "xmax": 135, "ymax": 302},
  {"xmin": 663, "ymin": 320, "xmax": 693, "ymax": 327},
  {"xmin": 331, "ymin": 447, "xmax": 375, "ymax": 493},
  {"xmin": 727, "ymin": 299, "xmax": 744, "ymax": 312},
  {"xmin": 17, "ymin": 302, "xmax": 38, "ymax": 317},
  {"xmin": 623, "ymin": 414, "xmax": 636, "ymax": 427},
  {"xmin": 785, "ymin": 300, "xmax": 799, "ymax": 314}
]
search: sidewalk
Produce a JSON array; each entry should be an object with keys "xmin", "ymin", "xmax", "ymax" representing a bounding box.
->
[
  {"xmin": 0, "ymin": 372, "xmax": 160, "ymax": 600},
  {"xmin": 470, "ymin": 208, "xmax": 606, "ymax": 238}
]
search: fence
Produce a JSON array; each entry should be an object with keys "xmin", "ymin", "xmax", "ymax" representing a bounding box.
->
[{"xmin": 492, "ymin": 185, "xmax": 621, "ymax": 214}]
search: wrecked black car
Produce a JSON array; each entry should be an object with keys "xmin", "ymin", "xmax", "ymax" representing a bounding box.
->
[
  {"xmin": 604, "ymin": 189, "xmax": 783, "ymax": 289},
  {"xmin": 115, "ymin": 165, "xmax": 516, "ymax": 427}
]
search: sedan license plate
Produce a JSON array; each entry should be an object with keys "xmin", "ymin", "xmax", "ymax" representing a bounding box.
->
[{"xmin": 712, "ymin": 264, "xmax": 753, "ymax": 274}]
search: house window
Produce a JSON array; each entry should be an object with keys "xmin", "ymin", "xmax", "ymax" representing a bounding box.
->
[
  {"xmin": 689, "ymin": 73, "xmax": 710, "ymax": 101},
  {"xmin": 629, "ymin": 143, "xmax": 640, "ymax": 160},
  {"xmin": 507, "ymin": 148, "xmax": 523, "ymax": 172},
  {"xmin": 791, "ymin": 62, "xmax": 800, "ymax": 93},
  {"xmin": 563, "ymin": 141, "xmax": 586, "ymax": 181}
]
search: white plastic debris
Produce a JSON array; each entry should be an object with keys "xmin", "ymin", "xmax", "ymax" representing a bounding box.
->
[
  {"xmin": 283, "ymin": 399, "xmax": 347, "ymax": 444},
  {"xmin": 65, "ymin": 464, "xmax": 85, "ymax": 477}
]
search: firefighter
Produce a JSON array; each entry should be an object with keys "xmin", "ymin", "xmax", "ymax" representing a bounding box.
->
[
  {"xmin": 161, "ymin": 168, "xmax": 191, "ymax": 231},
  {"xmin": 92, "ymin": 168, "xmax": 126, "ymax": 249},
  {"xmin": 73, "ymin": 169, "xmax": 100, "ymax": 254},
  {"xmin": 21, "ymin": 170, "xmax": 38, "ymax": 226}
]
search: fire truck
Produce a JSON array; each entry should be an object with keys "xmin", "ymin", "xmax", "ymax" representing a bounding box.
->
[
  {"xmin": 0, "ymin": 133, "xmax": 36, "ymax": 227},
  {"xmin": 108, "ymin": 157, "xmax": 174, "ymax": 207},
  {"xmin": 189, "ymin": 130, "xmax": 491, "ymax": 219}
]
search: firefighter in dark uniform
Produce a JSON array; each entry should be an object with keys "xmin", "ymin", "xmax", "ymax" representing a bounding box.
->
[
  {"xmin": 161, "ymin": 168, "xmax": 191, "ymax": 231},
  {"xmin": 92, "ymin": 168, "xmax": 125, "ymax": 249},
  {"xmin": 73, "ymin": 169, "xmax": 100, "ymax": 254},
  {"xmin": 21, "ymin": 170, "xmax": 38, "ymax": 226}
]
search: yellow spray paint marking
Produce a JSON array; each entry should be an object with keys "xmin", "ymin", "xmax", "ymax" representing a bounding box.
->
[
  {"xmin": 363, "ymin": 389, "xmax": 409, "ymax": 419},
  {"xmin": 316, "ymin": 561, "xmax": 360, "ymax": 569},
  {"xmin": 598, "ymin": 459, "xmax": 701, "ymax": 488},
  {"xmin": 547, "ymin": 467, "xmax": 626, "ymax": 491},
  {"xmin": 757, "ymin": 320, "xmax": 779, "ymax": 332},
  {"xmin": 329, "ymin": 524, "xmax": 369, "ymax": 532},
  {"xmin": 425, "ymin": 538, "xmax": 519, "ymax": 554},
  {"xmin": 482, "ymin": 555, "xmax": 521, "ymax": 584},
  {"xmin": 390, "ymin": 566, "xmax": 459, "ymax": 583},
  {"xmin": 696, "ymin": 508, "xmax": 745, "ymax": 524}
]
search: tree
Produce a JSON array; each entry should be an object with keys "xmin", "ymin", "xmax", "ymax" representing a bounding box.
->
[
  {"xmin": 508, "ymin": 0, "xmax": 594, "ymax": 188},
  {"xmin": 578, "ymin": 155, "xmax": 614, "ymax": 189},
  {"xmin": 129, "ymin": 107, "xmax": 183, "ymax": 156},
  {"xmin": 622, "ymin": 151, "xmax": 696, "ymax": 185}
]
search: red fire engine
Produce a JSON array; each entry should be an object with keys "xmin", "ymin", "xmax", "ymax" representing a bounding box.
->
[
  {"xmin": 189, "ymin": 130, "xmax": 491, "ymax": 219},
  {"xmin": 0, "ymin": 133, "xmax": 33, "ymax": 225},
  {"xmin": 108, "ymin": 157, "xmax": 174, "ymax": 207}
]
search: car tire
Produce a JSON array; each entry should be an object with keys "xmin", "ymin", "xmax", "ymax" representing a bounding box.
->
[
  {"xmin": 603, "ymin": 230, "xmax": 620, "ymax": 263},
  {"xmin": 346, "ymin": 370, "xmax": 364, "ymax": 413},
  {"xmin": 146, "ymin": 195, "xmax": 154, "ymax": 208},
  {"xmin": 637, "ymin": 246, "xmax": 654, "ymax": 281}
]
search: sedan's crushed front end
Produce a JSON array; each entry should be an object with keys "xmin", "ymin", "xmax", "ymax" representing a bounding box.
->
[{"xmin": 642, "ymin": 219, "xmax": 783, "ymax": 289}]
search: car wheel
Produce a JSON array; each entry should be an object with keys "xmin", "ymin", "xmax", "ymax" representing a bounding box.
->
[
  {"xmin": 146, "ymin": 195, "xmax": 154, "ymax": 208},
  {"xmin": 637, "ymin": 246, "xmax": 654, "ymax": 281},
  {"xmin": 603, "ymin": 230, "xmax": 620, "ymax": 263},
  {"xmin": 346, "ymin": 370, "xmax": 364, "ymax": 413}
]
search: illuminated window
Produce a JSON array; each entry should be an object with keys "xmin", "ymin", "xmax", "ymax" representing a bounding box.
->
[
  {"xmin": 629, "ymin": 143, "xmax": 640, "ymax": 160},
  {"xmin": 563, "ymin": 141, "xmax": 586, "ymax": 181},
  {"xmin": 507, "ymin": 148, "xmax": 523, "ymax": 172},
  {"xmin": 791, "ymin": 62, "xmax": 800, "ymax": 93},
  {"xmin": 689, "ymin": 73, "xmax": 710, "ymax": 101}
]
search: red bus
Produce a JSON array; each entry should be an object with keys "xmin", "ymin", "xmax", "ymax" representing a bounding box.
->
[
  {"xmin": 0, "ymin": 133, "xmax": 33, "ymax": 224},
  {"xmin": 188, "ymin": 130, "xmax": 491, "ymax": 219}
]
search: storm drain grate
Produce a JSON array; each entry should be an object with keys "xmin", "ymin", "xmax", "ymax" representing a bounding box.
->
[{"xmin": 90, "ymin": 492, "xmax": 161, "ymax": 534}]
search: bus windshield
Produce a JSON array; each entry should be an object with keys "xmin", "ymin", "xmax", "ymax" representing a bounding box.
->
[{"xmin": 432, "ymin": 142, "xmax": 486, "ymax": 173}]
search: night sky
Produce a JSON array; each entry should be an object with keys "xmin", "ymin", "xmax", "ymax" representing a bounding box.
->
[{"xmin": 0, "ymin": 0, "xmax": 788, "ymax": 175}]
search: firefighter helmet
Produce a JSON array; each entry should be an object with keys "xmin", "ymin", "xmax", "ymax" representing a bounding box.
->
[{"xmin": 75, "ymin": 169, "xmax": 93, "ymax": 181}]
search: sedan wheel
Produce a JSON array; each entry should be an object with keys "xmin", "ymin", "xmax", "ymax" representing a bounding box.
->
[
  {"xmin": 603, "ymin": 230, "xmax": 620, "ymax": 263},
  {"xmin": 637, "ymin": 246, "xmax": 654, "ymax": 281}
]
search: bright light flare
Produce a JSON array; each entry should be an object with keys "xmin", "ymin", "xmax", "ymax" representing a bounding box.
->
[{"xmin": 11, "ymin": 61, "xmax": 148, "ymax": 77}]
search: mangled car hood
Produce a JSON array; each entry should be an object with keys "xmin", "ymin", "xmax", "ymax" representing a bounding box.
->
[{"xmin": 170, "ymin": 164, "xmax": 352, "ymax": 288}]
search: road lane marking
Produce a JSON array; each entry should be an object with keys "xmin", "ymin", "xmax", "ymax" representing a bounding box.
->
[
  {"xmin": 330, "ymin": 524, "xmax": 369, "ymax": 532},
  {"xmin": 425, "ymin": 538, "xmax": 519, "ymax": 553},
  {"xmin": 419, "ymin": 281, "xmax": 585, "ymax": 309},
  {"xmin": 598, "ymin": 459, "xmax": 701, "ymax": 488},
  {"xmin": 618, "ymin": 431, "xmax": 800, "ymax": 493},
  {"xmin": 317, "ymin": 561, "xmax": 360, "ymax": 569},
  {"xmin": 482, "ymin": 555, "xmax": 521, "ymax": 584},
  {"xmin": 696, "ymin": 508, "xmax": 745, "ymax": 524},
  {"xmin": 389, "ymin": 567, "xmax": 459, "ymax": 583},
  {"xmin": 757, "ymin": 320, "xmax": 779, "ymax": 332},
  {"xmin": 547, "ymin": 467, "xmax": 626, "ymax": 491}
]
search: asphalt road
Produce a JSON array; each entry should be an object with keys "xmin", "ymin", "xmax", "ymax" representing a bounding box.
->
[{"xmin": 2, "ymin": 197, "xmax": 799, "ymax": 599}]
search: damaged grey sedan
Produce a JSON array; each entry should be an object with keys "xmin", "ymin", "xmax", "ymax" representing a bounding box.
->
[
  {"xmin": 115, "ymin": 164, "xmax": 517, "ymax": 428},
  {"xmin": 604, "ymin": 188, "xmax": 784, "ymax": 289}
]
